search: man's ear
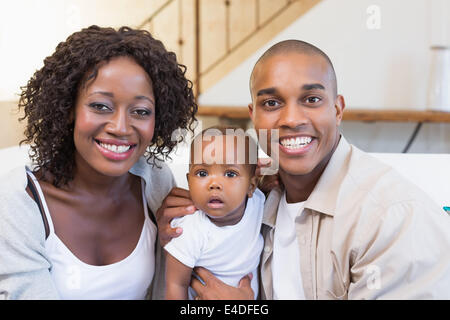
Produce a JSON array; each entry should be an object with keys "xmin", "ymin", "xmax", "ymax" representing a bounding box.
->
[
  {"xmin": 248, "ymin": 103, "xmax": 254, "ymax": 121},
  {"xmin": 335, "ymin": 95, "xmax": 345, "ymax": 126},
  {"xmin": 247, "ymin": 174, "xmax": 258, "ymax": 198}
]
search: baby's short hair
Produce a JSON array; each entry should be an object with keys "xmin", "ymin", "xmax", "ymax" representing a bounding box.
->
[{"xmin": 190, "ymin": 125, "xmax": 258, "ymax": 175}]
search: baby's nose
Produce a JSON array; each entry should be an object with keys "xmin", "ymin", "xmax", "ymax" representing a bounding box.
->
[{"xmin": 208, "ymin": 181, "xmax": 222, "ymax": 190}]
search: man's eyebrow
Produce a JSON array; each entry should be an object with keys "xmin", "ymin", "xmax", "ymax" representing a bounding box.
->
[
  {"xmin": 256, "ymin": 87, "xmax": 277, "ymax": 96},
  {"xmin": 302, "ymin": 83, "xmax": 325, "ymax": 91}
]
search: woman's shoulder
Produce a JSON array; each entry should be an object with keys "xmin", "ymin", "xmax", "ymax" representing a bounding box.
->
[
  {"xmin": 0, "ymin": 166, "xmax": 29, "ymax": 200},
  {"xmin": 130, "ymin": 156, "xmax": 177, "ymax": 213},
  {"xmin": 130, "ymin": 156, "xmax": 175, "ymax": 186},
  {"xmin": 0, "ymin": 165, "xmax": 46, "ymax": 245}
]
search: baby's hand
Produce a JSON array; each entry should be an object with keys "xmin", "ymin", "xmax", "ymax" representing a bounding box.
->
[{"xmin": 156, "ymin": 187, "xmax": 196, "ymax": 247}]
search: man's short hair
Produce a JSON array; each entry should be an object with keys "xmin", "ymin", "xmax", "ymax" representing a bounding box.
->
[{"xmin": 250, "ymin": 39, "xmax": 337, "ymax": 96}]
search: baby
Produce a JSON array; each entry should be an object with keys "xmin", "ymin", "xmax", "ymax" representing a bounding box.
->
[{"xmin": 164, "ymin": 126, "xmax": 265, "ymax": 300}]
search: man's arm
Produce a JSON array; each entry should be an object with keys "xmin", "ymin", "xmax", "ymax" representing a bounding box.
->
[
  {"xmin": 165, "ymin": 253, "xmax": 193, "ymax": 300},
  {"xmin": 348, "ymin": 200, "xmax": 450, "ymax": 299}
]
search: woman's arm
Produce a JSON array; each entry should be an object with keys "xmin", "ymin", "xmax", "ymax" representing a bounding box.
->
[
  {"xmin": 165, "ymin": 253, "xmax": 193, "ymax": 300},
  {"xmin": 0, "ymin": 175, "xmax": 60, "ymax": 299}
]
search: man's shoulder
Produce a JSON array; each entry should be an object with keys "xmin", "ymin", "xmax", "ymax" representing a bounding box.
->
[{"xmin": 345, "ymin": 145, "xmax": 431, "ymax": 206}]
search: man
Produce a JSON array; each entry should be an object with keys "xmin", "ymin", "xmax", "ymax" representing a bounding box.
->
[{"xmin": 155, "ymin": 40, "xmax": 450, "ymax": 299}]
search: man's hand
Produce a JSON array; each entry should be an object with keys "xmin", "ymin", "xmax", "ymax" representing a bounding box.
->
[
  {"xmin": 156, "ymin": 187, "xmax": 196, "ymax": 247},
  {"xmin": 191, "ymin": 267, "xmax": 254, "ymax": 300}
]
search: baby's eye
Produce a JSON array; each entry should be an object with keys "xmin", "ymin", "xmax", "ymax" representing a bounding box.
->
[
  {"xmin": 195, "ymin": 170, "xmax": 208, "ymax": 177},
  {"xmin": 225, "ymin": 171, "xmax": 238, "ymax": 178}
]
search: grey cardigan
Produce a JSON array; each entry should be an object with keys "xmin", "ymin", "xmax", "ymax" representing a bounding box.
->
[{"xmin": 0, "ymin": 157, "xmax": 175, "ymax": 300}]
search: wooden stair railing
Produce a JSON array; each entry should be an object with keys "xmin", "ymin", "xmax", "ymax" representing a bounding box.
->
[{"xmin": 138, "ymin": 0, "xmax": 322, "ymax": 98}]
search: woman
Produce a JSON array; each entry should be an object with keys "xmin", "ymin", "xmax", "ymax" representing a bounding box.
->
[{"xmin": 0, "ymin": 25, "xmax": 196, "ymax": 299}]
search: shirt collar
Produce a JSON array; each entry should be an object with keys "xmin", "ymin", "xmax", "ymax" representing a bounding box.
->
[
  {"xmin": 262, "ymin": 135, "xmax": 352, "ymax": 225},
  {"xmin": 304, "ymin": 135, "xmax": 351, "ymax": 216}
]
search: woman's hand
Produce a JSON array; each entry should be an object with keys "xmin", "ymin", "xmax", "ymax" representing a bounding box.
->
[
  {"xmin": 256, "ymin": 158, "xmax": 281, "ymax": 194},
  {"xmin": 156, "ymin": 187, "xmax": 196, "ymax": 247},
  {"xmin": 191, "ymin": 267, "xmax": 254, "ymax": 300}
]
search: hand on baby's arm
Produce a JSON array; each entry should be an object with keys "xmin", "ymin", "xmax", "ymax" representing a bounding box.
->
[
  {"xmin": 190, "ymin": 267, "xmax": 254, "ymax": 300},
  {"xmin": 156, "ymin": 187, "xmax": 196, "ymax": 247}
]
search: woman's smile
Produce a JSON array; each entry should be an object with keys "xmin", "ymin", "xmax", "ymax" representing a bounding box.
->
[{"xmin": 94, "ymin": 138, "xmax": 138, "ymax": 161}]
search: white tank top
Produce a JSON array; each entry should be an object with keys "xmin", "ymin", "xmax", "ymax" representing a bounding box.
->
[{"xmin": 27, "ymin": 171, "xmax": 156, "ymax": 300}]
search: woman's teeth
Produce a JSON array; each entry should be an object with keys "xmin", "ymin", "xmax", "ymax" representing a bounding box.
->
[
  {"xmin": 99, "ymin": 143, "xmax": 131, "ymax": 154},
  {"xmin": 280, "ymin": 136, "xmax": 312, "ymax": 149}
]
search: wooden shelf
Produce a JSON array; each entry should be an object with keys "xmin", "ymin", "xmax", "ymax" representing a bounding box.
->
[
  {"xmin": 197, "ymin": 106, "xmax": 450, "ymax": 123},
  {"xmin": 342, "ymin": 109, "xmax": 450, "ymax": 122},
  {"xmin": 197, "ymin": 106, "xmax": 251, "ymax": 119}
]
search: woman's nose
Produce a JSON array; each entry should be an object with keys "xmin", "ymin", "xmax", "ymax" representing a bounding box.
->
[{"xmin": 106, "ymin": 109, "xmax": 132, "ymax": 136}]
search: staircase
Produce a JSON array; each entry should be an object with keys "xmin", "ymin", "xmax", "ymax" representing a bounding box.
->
[{"xmin": 138, "ymin": 0, "xmax": 322, "ymax": 97}]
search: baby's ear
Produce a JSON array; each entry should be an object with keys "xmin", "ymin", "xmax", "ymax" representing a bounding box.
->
[{"xmin": 247, "ymin": 175, "xmax": 258, "ymax": 198}]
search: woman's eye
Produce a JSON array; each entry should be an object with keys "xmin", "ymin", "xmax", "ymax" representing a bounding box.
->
[
  {"xmin": 195, "ymin": 170, "xmax": 208, "ymax": 177},
  {"xmin": 225, "ymin": 171, "xmax": 238, "ymax": 178},
  {"xmin": 133, "ymin": 108, "xmax": 152, "ymax": 117},
  {"xmin": 89, "ymin": 103, "xmax": 110, "ymax": 111}
]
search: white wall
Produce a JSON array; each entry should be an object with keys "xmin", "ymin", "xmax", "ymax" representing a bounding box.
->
[
  {"xmin": 0, "ymin": 0, "xmax": 160, "ymax": 101},
  {"xmin": 198, "ymin": 0, "xmax": 450, "ymax": 153}
]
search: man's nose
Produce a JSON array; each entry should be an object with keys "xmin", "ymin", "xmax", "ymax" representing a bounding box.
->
[{"xmin": 279, "ymin": 101, "xmax": 309, "ymax": 129}]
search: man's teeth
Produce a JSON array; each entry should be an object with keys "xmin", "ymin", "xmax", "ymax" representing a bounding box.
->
[
  {"xmin": 280, "ymin": 136, "xmax": 312, "ymax": 149},
  {"xmin": 99, "ymin": 143, "xmax": 131, "ymax": 153}
]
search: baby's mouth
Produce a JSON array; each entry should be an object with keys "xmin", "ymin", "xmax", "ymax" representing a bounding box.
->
[{"xmin": 207, "ymin": 196, "xmax": 225, "ymax": 209}]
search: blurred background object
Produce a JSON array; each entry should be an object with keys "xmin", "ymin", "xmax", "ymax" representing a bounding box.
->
[{"xmin": 1, "ymin": 0, "xmax": 449, "ymax": 153}]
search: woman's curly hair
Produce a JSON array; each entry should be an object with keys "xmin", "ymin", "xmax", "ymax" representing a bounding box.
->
[{"xmin": 19, "ymin": 25, "xmax": 197, "ymax": 187}]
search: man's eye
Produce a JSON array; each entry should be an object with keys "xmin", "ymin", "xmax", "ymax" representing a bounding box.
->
[
  {"xmin": 195, "ymin": 170, "xmax": 208, "ymax": 177},
  {"xmin": 306, "ymin": 96, "xmax": 321, "ymax": 104},
  {"xmin": 225, "ymin": 171, "xmax": 238, "ymax": 178},
  {"xmin": 262, "ymin": 99, "xmax": 280, "ymax": 108}
]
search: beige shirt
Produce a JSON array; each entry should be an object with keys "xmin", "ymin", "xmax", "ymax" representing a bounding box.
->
[{"xmin": 260, "ymin": 136, "xmax": 450, "ymax": 300}]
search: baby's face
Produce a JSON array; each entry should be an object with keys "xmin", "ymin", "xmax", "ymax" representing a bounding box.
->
[{"xmin": 188, "ymin": 136, "xmax": 257, "ymax": 225}]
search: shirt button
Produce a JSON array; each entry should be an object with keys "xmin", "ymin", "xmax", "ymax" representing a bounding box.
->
[{"xmin": 264, "ymin": 246, "xmax": 271, "ymax": 253}]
